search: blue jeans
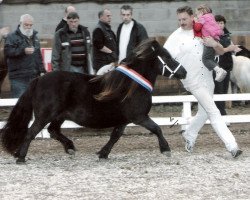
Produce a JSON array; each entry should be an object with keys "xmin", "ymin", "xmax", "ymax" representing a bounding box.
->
[
  {"xmin": 10, "ymin": 75, "xmax": 37, "ymax": 98},
  {"xmin": 69, "ymin": 65, "xmax": 87, "ymax": 74}
]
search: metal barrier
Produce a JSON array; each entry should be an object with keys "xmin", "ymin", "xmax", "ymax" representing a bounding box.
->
[{"xmin": 1, "ymin": 93, "xmax": 250, "ymax": 138}]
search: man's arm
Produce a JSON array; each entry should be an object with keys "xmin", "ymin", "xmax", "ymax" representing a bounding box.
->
[
  {"xmin": 137, "ymin": 24, "xmax": 148, "ymax": 42},
  {"xmin": 4, "ymin": 34, "xmax": 26, "ymax": 57},
  {"xmin": 51, "ymin": 32, "xmax": 62, "ymax": 71},
  {"xmin": 203, "ymin": 36, "xmax": 239, "ymax": 55},
  {"xmin": 93, "ymin": 28, "xmax": 113, "ymax": 53}
]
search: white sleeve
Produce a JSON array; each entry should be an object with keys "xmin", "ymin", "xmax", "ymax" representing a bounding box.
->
[{"xmin": 163, "ymin": 31, "xmax": 181, "ymax": 59}]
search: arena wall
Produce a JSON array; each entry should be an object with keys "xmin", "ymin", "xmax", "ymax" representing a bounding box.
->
[{"xmin": 1, "ymin": 0, "xmax": 250, "ymax": 42}]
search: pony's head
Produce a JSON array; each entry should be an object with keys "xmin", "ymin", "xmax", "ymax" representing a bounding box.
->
[{"xmin": 125, "ymin": 38, "xmax": 186, "ymax": 79}]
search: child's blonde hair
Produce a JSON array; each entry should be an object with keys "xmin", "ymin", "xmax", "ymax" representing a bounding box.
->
[{"xmin": 196, "ymin": 4, "xmax": 212, "ymax": 15}]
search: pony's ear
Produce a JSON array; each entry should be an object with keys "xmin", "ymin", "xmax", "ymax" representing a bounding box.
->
[
  {"xmin": 151, "ymin": 40, "xmax": 161, "ymax": 54},
  {"xmin": 133, "ymin": 38, "xmax": 159, "ymax": 60}
]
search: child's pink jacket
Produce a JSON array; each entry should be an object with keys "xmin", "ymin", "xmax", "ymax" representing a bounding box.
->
[{"xmin": 196, "ymin": 13, "xmax": 222, "ymax": 40}]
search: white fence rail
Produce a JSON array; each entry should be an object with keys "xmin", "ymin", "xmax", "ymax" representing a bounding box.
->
[{"xmin": 1, "ymin": 93, "xmax": 250, "ymax": 138}]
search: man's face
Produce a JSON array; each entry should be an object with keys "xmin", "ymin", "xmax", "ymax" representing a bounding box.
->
[
  {"xmin": 177, "ymin": 12, "xmax": 194, "ymax": 30},
  {"xmin": 20, "ymin": 18, "xmax": 33, "ymax": 37},
  {"xmin": 100, "ymin": 10, "xmax": 112, "ymax": 25},
  {"xmin": 121, "ymin": 9, "xmax": 132, "ymax": 24},
  {"xmin": 67, "ymin": 18, "xmax": 79, "ymax": 32}
]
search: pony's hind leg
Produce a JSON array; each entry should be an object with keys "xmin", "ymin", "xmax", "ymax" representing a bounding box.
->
[
  {"xmin": 97, "ymin": 125, "xmax": 126, "ymax": 159},
  {"xmin": 136, "ymin": 116, "xmax": 171, "ymax": 157},
  {"xmin": 48, "ymin": 120, "xmax": 76, "ymax": 155},
  {"xmin": 15, "ymin": 120, "xmax": 47, "ymax": 164}
]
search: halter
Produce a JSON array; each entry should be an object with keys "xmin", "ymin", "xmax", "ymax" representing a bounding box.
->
[
  {"xmin": 116, "ymin": 65, "xmax": 153, "ymax": 92},
  {"xmin": 157, "ymin": 55, "xmax": 182, "ymax": 79},
  {"xmin": 151, "ymin": 46, "xmax": 181, "ymax": 79}
]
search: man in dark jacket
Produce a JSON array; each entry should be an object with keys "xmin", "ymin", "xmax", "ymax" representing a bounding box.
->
[
  {"xmin": 4, "ymin": 14, "xmax": 46, "ymax": 98},
  {"xmin": 213, "ymin": 15, "xmax": 233, "ymax": 117},
  {"xmin": 117, "ymin": 5, "xmax": 148, "ymax": 63},
  {"xmin": 52, "ymin": 12, "xmax": 93, "ymax": 74},
  {"xmin": 92, "ymin": 9, "xmax": 117, "ymax": 72}
]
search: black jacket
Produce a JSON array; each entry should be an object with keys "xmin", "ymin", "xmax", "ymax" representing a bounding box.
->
[
  {"xmin": 55, "ymin": 19, "xmax": 67, "ymax": 32},
  {"xmin": 92, "ymin": 21, "xmax": 117, "ymax": 71},
  {"xmin": 4, "ymin": 25, "xmax": 45, "ymax": 79},
  {"xmin": 218, "ymin": 28, "xmax": 233, "ymax": 71},
  {"xmin": 117, "ymin": 19, "xmax": 148, "ymax": 58}
]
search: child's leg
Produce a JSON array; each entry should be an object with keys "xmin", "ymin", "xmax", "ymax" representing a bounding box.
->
[{"xmin": 202, "ymin": 46, "xmax": 217, "ymax": 70}]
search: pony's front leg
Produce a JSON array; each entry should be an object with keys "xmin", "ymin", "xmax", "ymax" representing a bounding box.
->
[
  {"xmin": 97, "ymin": 125, "xmax": 126, "ymax": 159},
  {"xmin": 136, "ymin": 116, "xmax": 171, "ymax": 157}
]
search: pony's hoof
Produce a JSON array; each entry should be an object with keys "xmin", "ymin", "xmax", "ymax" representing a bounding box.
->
[
  {"xmin": 98, "ymin": 156, "xmax": 108, "ymax": 160},
  {"xmin": 162, "ymin": 151, "xmax": 171, "ymax": 157},
  {"xmin": 98, "ymin": 154, "xmax": 108, "ymax": 159},
  {"xmin": 96, "ymin": 150, "xmax": 109, "ymax": 159},
  {"xmin": 67, "ymin": 149, "xmax": 75, "ymax": 155},
  {"xmin": 16, "ymin": 158, "xmax": 26, "ymax": 164}
]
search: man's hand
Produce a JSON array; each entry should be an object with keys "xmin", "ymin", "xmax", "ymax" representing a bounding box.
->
[
  {"xmin": 25, "ymin": 47, "xmax": 35, "ymax": 55},
  {"xmin": 226, "ymin": 44, "xmax": 242, "ymax": 53}
]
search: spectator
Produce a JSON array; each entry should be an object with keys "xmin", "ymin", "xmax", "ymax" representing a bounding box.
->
[
  {"xmin": 117, "ymin": 5, "xmax": 148, "ymax": 63},
  {"xmin": 92, "ymin": 9, "xmax": 117, "ymax": 72},
  {"xmin": 4, "ymin": 14, "xmax": 46, "ymax": 98},
  {"xmin": 213, "ymin": 15, "xmax": 233, "ymax": 117},
  {"xmin": 55, "ymin": 5, "xmax": 76, "ymax": 32},
  {"xmin": 52, "ymin": 12, "xmax": 92, "ymax": 74},
  {"xmin": 163, "ymin": 6, "xmax": 242, "ymax": 158}
]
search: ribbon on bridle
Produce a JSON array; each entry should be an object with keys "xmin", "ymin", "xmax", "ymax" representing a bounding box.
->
[{"xmin": 116, "ymin": 65, "xmax": 153, "ymax": 92}]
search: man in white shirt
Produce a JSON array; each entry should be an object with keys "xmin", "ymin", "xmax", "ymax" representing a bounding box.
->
[
  {"xmin": 117, "ymin": 5, "xmax": 148, "ymax": 63},
  {"xmin": 164, "ymin": 6, "xmax": 242, "ymax": 158}
]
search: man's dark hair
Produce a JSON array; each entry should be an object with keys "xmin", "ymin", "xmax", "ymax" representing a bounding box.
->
[
  {"xmin": 67, "ymin": 12, "xmax": 79, "ymax": 20},
  {"xmin": 176, "ymin": 6, "xmax": 193, "ymax": 16},
  {"xmin": 215, "ymin": 15, "xmax": 226, "ymax": 24},
  {"xmin": 98, "ymin": 10, "xmax": 104, "ymax": 18},
  {"xmin": 121, "ymin": 5, "xmax": 133, "ymax": 13},
  {"xmin": 98, "ymin": 9, "xmax": 110, "ymax": 19}
]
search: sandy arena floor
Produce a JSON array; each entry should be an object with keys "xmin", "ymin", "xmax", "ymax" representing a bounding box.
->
[{"xmin": 0, "ymin": 104, "xmax": 249, "ymax": 200}]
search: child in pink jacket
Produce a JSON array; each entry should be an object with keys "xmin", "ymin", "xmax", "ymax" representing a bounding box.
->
[{"xmin": 194, "ymin": 4, "xmax": 226, "ymax": 82}]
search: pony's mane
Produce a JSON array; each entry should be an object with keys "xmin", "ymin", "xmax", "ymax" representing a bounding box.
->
[{"xmin": 90, "ymin": 38, "xmax": 159, "ymax": 101}]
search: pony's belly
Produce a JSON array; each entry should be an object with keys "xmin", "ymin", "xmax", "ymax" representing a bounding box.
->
[{"xmin": 69, "ymin": 112, "xmax": 128, "ymax": 129}]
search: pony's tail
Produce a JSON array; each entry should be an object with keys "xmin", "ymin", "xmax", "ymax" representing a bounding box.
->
[{"xmin": 0, "ymin": 78, "xmax": 38, "ymax": 155}]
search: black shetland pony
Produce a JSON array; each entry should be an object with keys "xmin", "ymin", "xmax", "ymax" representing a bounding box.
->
[{"xmin": 1, "ymin": 38, "xmax": 186, "ymax": 163}]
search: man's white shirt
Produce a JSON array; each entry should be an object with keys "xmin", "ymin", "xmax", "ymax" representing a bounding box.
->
[
  {"xmin": 118, "ymin": 20, "xmax": 134, "ymax": 62},
  {"xmin": 163, "ymin": 27, "xmax": 213, "ymax": 91}
]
